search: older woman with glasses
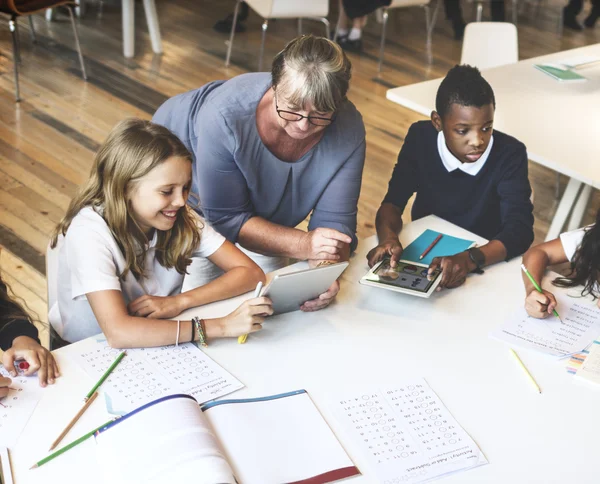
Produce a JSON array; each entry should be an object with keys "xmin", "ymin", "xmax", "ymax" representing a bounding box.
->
[{"xmin": 153, "ymin": 35, "xmax": 365, "ymax": 311}]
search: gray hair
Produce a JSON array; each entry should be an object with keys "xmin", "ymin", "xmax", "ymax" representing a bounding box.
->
[{"xmin": 271, "ymin": 35, "xmax": 352, "ymax": 113}]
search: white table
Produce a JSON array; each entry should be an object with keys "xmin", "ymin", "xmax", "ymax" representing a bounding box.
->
[
  {"xmin": 11, "ymin": 215, "xmax": 600, "ymax": 483},
  {"xmin": 386, "ymin": 44, "xmax": 600, "ymax": 241}
]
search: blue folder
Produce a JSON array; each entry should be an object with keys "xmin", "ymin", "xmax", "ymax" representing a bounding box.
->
[{"xmin": 401, "ymin": 229, "xmax": 475, "ymax": 265}]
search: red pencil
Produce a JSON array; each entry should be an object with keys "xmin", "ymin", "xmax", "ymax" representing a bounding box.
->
[{"xmin": 419, "ymin": 234, "xmax": 443, "ymax": 260}]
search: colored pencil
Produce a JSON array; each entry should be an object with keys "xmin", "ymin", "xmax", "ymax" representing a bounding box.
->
[
  {"xmin": 48, "ymin": 392, "xmax": 99, "ymax": 451},
  {"xmin": 521, "ymin": 264, "xmax": 562, "ymax": 321},
  {"xmin": 419, "ymin": 234, "xmax": 443, "ymax": 260},
  {"xmin": 31, "ymin": 419, "xmax": 116, "ymax": 469},
  {"xmin": 238, "ymin": 281, "xmax": 264, "ymax": 344},
  {"xmin": 85, "ymin": 351, "xmax": 126, "ymax": 399},
  {"xmin": 510, "ymin": 349, "xmax": 542, "ymax": 394},
  {"xmin": 47, "ymin": 351, "xmax": 125, "ymax": 451}
]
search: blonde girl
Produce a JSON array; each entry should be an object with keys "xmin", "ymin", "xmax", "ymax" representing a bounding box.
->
[{"xmin": 49, "ymin": 119, "xmax": 271, "ymax": 348}]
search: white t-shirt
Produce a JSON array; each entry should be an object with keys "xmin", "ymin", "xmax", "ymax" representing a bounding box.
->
[
  {"xmin": 559, "ymin": 226, "xmax": 590, "ymax": 261},
  {"xmin": 48, "ymin": 206, "xmax": 225, "ymax": 343}
]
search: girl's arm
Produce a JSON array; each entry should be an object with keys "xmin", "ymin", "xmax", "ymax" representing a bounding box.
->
[
  {"xmin": 128, "ymin": 241, "xmax": 265, "ymax": 319},
  {"xmin": 87, "ymin": 289, "xmax": 272, "ymax": 349},
  {"xmin": 521, "ymin": 238, "xmax": 568, "ymax": 318}
]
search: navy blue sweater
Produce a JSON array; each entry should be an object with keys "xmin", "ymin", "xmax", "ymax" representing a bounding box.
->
[{"xmin": 383, "ymin": 121, "xmax": 534, "ymax": 260}]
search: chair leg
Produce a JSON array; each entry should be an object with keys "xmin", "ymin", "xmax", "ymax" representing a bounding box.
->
[
  {"xmin": 143, "ymin": 0, "xmax": 163, "ymax": 55},
  {"xmin": 512, "ymin": 0, "xmax": 518, "ymax": 24},
  {"xmin": 122, "ymin": 0, "xmax": 135, "ymax": 58},
  {"xmin": 258, "ymin": 19, "xmax": 268, "ymax": 72},
  {"xmin": 14, "ymin": 16, "xmax": 22, "ymax": 64},
  {"xmin": 28, "ymin": 16, "xmax": 37, "ymax": 44},
  {"xmin": 67, "ymin": 6, "xmax": 88, "ymax": 80},
  {"xmin": 424, "ymin": 6, "xmax": 433, "ymax": 64},
  {"xmin": 557, "ymin": 7, "xmax": 563, "ymax": 36},
  {"xmin": 9, "ymin": 17, "xmax": 21, "ymax": 102},
  {"xmin": 298, "ymin": 18, "xmax": 303, "ymax": 35},
  {"xmin": 378, "ymin": 8, "xmax": 389, "ymax": 73},
  {"xmin": 334, "ymin": 7, "xmax": 342, "ymax": 41},
  {"xmin": 45, "ymin": 8, "xmax": 55, "ymax": 21},
  {"xmin": 225, "ymin": 0, "xmax": 241, "ymax": 67},
  {"xmin": 476, "ymin": 2, "xmax": 483, "ymax": 21},
  {"xmin": 318, "ymin": 17, "xmax": 330, "ymax": 39}
]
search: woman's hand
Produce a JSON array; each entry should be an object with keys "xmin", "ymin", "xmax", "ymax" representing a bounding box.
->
[
  {"xmin": 302, "ymin": 228, "xmax": 351, "ymax": 261},
  {"xmin": 216, "ymin": 297, "xmax": 274, "ymax": 338},
  {"xmin": 2, "ymin": 336, "xmax": 60, "ymax": 387},
  {"xmin": 0, "ymin": 376, "xmax": 11, "ymax": 399},
  {"xmin": 525, "ymin": 289, "xmax": 557, "ymax": 318},
  {"xmin": 301, "ymin": 280, "xmax": 340, "ymax": 311},
  {"xmin": 428, "ymin": 252, "xmax": 473, "ymax": 290},
  {"xmin": 128, "ymin": 295, "xmax": 186, "ymax": 319},
  {"xmin": 366, "ymin": 239, "xmax": 403, "ymax": 268}
]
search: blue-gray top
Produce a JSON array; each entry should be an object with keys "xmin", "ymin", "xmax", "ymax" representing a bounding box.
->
[{"xmin": 153, "ymin": 72, "xmax": 366, "ymax": 251}]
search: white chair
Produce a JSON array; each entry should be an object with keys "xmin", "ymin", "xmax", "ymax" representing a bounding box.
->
[
  {"xmin": 225, "ymin": 0, "xmax": 330, "ymax": 71},
  {"xmin": 46, "ymin": 0, "xmax": 162, "ymax": 58},
  {"xmin": 460, "ymin": 22, "xmax": 518, "ymax": 69},
  {"xmin": 374, "ymin": 0, "xmax": 440, "ymax": 73}
]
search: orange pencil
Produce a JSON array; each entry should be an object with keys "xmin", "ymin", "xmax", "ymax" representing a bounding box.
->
[{"xmin": 419, "ymin": 234, "xmax": 443, "ymax": 260}]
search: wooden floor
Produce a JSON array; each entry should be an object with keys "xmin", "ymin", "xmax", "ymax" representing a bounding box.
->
[{"xmin": 0, "ymin": 0, "xmax": 599, "ymax": 345}]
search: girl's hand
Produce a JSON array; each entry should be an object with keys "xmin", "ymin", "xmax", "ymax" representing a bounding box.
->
[
  {"xmin": 0, "ymin": 376, "xmax": 11, "ymax": 399},
  {"xmin": 2, "ymin": 336, "xmax": 60, "ymax": 387},
  {"xmin": 128, "ymin": 295, "xmax": 185, "ymax": 319},
  {"xmin": 301, "ymin": 280, "xmax": 340, "ymax": 312},
  {"xmin": 525, "ymin": 289, "xmax": 557, "ymax": 318},
  {"xmin": 218, "ymin": 297, "xmax": 273, "ymax": 337},
  {"xmin": 366, "ymin": 239, "xmax": 403, "ymax": 268}
]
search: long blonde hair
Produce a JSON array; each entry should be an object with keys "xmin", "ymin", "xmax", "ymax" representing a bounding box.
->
[{"xmin": 51, "ymin": 118, "xmax": 201, "ymax": 280}]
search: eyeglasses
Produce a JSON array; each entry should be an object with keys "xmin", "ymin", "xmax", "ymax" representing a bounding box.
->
[{"xmin": 275, "ymin": 95, "xmax": 335, "ymax": 126}]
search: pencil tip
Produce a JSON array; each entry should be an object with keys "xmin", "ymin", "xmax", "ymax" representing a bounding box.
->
[{"xmin": 30, "ymin": 464, "xmax": 37, "ymax": 470}]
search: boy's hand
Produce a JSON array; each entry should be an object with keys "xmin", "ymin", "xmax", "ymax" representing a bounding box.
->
[
  {"xmin": 428, "ymin": 252, "xmax": 474, "ymax": 290},
  {"xmin": 366, "ymin": 239, "xmax": 403, "ymax": 268},
  {"xmin": 3, "ymin": 336, "xmax": 60, "ymax": 387},
  {"xmin": 525, "ymin": 289, "xmax": 557, "ymax": 318},
  {"xmin": 301, "ymin": 228, "xmax": 351, "ymax": 262}
]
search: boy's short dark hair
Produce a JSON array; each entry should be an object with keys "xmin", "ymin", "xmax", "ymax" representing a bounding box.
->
[{"xmin": 435, "ymin": 65, "xmax": 496, "ymax": 118}]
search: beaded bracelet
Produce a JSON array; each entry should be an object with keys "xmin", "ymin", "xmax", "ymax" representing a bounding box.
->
[{"xmin": 192, "ymin": 316, "xmax": 207, "ymax": 347}]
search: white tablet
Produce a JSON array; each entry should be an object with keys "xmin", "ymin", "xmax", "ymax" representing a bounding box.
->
[
  {"xmin": 359, "ymin": 259, "xmax": 442, "ymax": 298},
  {"xmin": 261, "ymin": 262, "xmax": 349, "ymax": 314}
]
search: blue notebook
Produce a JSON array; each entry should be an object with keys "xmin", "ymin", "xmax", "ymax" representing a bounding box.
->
[{"xmin": 401, "ymin": 229, "xmax": 475, "ymax": 265}]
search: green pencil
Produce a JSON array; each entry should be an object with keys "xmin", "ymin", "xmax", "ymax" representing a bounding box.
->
[
  {"xmin": 521, "ymin": 264, "xmax": 562, "ymax": 321},
  {"xmin": 30, "ymin": 419, "xmax": 115, "ymax": 469},
  {"xmin": 85, "ymin": 351, "xmax": 126, "ymax": 400}
]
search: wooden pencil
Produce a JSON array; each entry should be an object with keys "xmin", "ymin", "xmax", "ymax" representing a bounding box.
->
[{"xmin": 48, "ymin": 392, "xmax": 99, "ymax": 451}]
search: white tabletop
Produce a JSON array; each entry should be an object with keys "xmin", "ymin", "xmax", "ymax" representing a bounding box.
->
[
  {"xmin": 12, "ymin": 215, "xmax": 600, "ymax": 483},
  {"xmin": 386, "ymin": 43, "xmax": 600, "ymax": 188}
]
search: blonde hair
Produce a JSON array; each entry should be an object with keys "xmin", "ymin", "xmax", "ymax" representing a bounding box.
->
[
  {"xmin": 51, "ymin": 118, "xmax": 201, "ymax": 280},
  {"xmin": 271, "ymin": 35, "xmax": 352, "ymax": 113}
]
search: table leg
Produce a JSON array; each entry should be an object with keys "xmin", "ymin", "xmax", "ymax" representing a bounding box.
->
[
  {"xmin": 545, "ymin": 177, "xmax": 582, "ymax": 241},
  {"xmin": 566, "ymin": 183, "xmax": 592, "ymax": 231},
  {"xmin": 143, "ymin": 0, "xmax": 163, "ymax": 55},
  {"xmin": 123, "ymin": 0, "xmax": 135, "ymax": 58}
]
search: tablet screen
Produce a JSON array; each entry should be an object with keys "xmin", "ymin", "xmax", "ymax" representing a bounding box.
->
[{"xmin": 367, "ymin": 260, "xmax": 439, "ymax": 293}]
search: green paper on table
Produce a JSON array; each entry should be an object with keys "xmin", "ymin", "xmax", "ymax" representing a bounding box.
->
[
  {"xmin": 401, "ymin": 229, "xmax": 475, "ymax": 265},
  {"xmin": 534, "ymin": 64, "xmax": 587, "ymax": 82}
]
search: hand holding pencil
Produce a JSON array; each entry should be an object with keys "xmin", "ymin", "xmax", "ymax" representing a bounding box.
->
[{"xmin": 521, "ymin": 264, "xmax": 561, "ymax": 321}]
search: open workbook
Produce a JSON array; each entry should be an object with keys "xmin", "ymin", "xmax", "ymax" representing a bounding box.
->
[{"xmin": 94, "ymin": 390, "xmax": 360, "ymax": 484}]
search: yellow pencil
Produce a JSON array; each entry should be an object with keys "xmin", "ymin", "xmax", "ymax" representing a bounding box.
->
[
  {"xmin": 510, "ymin": 349, "xmax": 541, "ymax": 394},
  {"xmin": 238, "ymin": 281, "xmax": 263, "ymax": 344}
]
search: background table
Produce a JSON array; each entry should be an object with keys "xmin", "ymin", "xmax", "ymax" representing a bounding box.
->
[
  {"xmin": 386, "ymin": 44, "xmax": 600, "ymax": 241},
  {"xmin": 11, "ymin": 215, "xmax": 600, "ymax": 483}
]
